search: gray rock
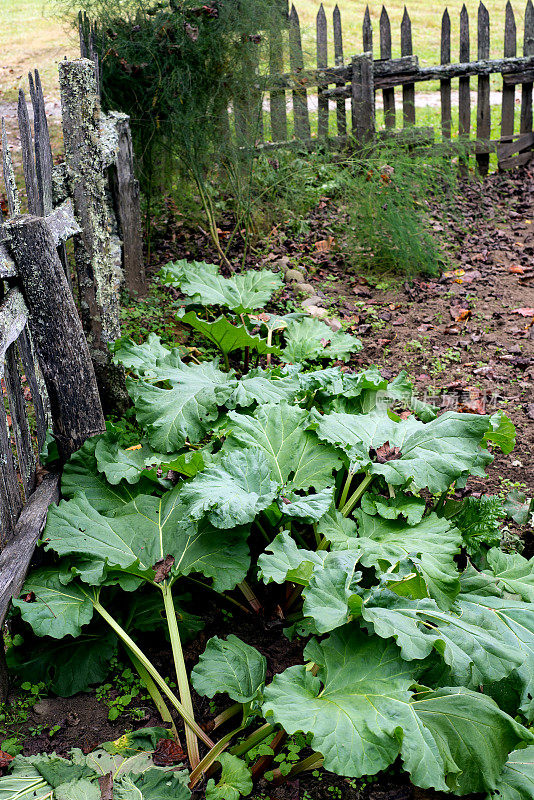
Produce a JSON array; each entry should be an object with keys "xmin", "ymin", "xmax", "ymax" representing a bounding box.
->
[
  {"xmin": 301, "ymin": 296, "xmax": 326, "ymax": 308},
  {"xmin": 33, "ymin": 700, "xmax": 52, "ymax": 716},
  {"xmin": 325, "ymin": 317, "xmax": 342, "ymax": 332},
  {"xmin": 284, "ymin": 268, "xmax": 306, "ymax": 284},
  {"xmin": 294, "ymin": 283, "xmax": 316, "ymax": 297},
  {"xmin": 306, "ymin": 305, "xmax": 329, "ymax": 319}
]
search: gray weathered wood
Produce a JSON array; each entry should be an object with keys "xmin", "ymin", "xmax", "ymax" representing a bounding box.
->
[
  {"xmin": 459, "ymin": 4, "xmax": 471, "ymax": 150},
  {"xmin": 441, "ymin": 9, "xmax": 452, "ymax": 140},
  {"xmin": 0, "ymin": 471, "xmax": 60, "ymax": 701},
  {"xmin": 352, "ymin": 53, "xmax": 375, "ymax": 144},
  {"xmin": 1, "ymin": 119, "xmax": 21, "ymax": 217},
  {"xmin": 289, "ymin": 6, "xmax": 311, "ymax": 139},
  {"xmin": 477, "ymin": 2, "xmax": 491, "ymax": 175},
  {"xmin": 29, "ymin": 70, "xmax": 53, "ymax": 216},
  {"xmin": 363, "ymin": 5, "xmax": 373, "ymax": 54},
  {"xmin": 17, "ymin": 90, "xmax": 40, "ymax": 216},
  {"xmin": 333, "ymin": 5, "xmax": 347, "ymax": 136},
  {"xmin": 0, "ymin": 393, "xmax": 21, "ymax": 543},
  {"xmin": 17, "ymin": 328, "xmax": 49, "ymax": 452},
  {"xmin": 4, "ymin": 345, "xmax": 35, "ymax": 499},
  {"xmin": 380, "ymin": 7, "xmax": 396, "ymax": 128},
  {"xmin": 45, "ymin": 198, "xmax": 82, "ymax": 246},
  {"xmin": 113, "ymin": 116, "xmax": 145, "ymax": 296},
  {"xmin": 0, "ymin": 289, "xmax": 28, "ymax": 372},
  {"xmin": 269, "ymin": 25, "xmax": 288, "ymax": 141},
  {"xmin": 4, "ymin": 215, "xmax": 106, "ymax": 460},
  {"xmin": 317, "ymin": 4, "xmax": 329, "ymax": 139},
  {"xmin": 0, "ymin": 244, "xmax": 16, "ymax": 280},
  {"xmin": 501, "ymin": 2, "xmax": 517, "ymax": 141},
  {"xmin": 401, "ymin": 8, "xmax": 416, "ymax": 127},
  {"xmin": 521, "ymin": 0, "xmax": 534, "ymax": 133},
  {"xmin": 59, "ymin": 59, "xmax": 127, "ymax": 413}
]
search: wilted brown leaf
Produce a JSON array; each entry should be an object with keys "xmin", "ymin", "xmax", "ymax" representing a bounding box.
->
[
  {"xmin": 153, "ymin": 738, "xmax": 186, "ymax": 766},
  {"xmin": 153, "ymin": 555, "xmax": 175, "ymax": 583}
]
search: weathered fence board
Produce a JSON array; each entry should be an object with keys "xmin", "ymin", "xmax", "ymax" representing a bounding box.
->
[
  {"xmin": 380, "ymin": 7, "xmax": 396, "ymax": 129},
  {"xmin": 477, "ymin": 3, "xmax": 491, "ymax": 174},
  {"xmin": 401, "ymin": 9, "xmax": 415, "ymax": 127},
  {"xmin": 441, "ymin": 10, "xmax": 452, "ymax": 140},
  {"xmin": 333, "ymin": 5, "xmax": 347, "ymax": 136},
  {"xmin": 252, "ymin": 1, "xmax": 534, "ymax": 169},
  {"xmin": 289, "ymin": 6, "xmax": 311, "ymax": 139}
]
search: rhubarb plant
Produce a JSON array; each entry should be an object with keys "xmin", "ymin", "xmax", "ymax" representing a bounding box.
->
[{"xmin": 8, "ymin": 265, "xmax": 534, "ymax": 798}]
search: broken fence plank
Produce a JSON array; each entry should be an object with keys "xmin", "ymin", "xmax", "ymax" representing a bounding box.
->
[
  {"xmin": 380, "ymin": 6, "xmax": 396, "ymax": 129},
  {"xmin": 401, "ymin": 8, "xmax": 416, "ymax": 127},
  {"xmin": 501, "ymin": 1, "xmax": 517, "ymax": 140},
  {"xmin": 441, "ymin": 9, "xmax": 452, "ymax": 140},
  {"xmin": 333, "ymin": 5, "xmax": 347, "ymax": 137},
  {"xmin": 476, "ymin": 2, "xmax": 491, "ymax": 175}
]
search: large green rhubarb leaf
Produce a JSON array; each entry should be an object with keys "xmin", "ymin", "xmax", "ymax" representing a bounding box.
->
[
  {"xmin": 225, "ymin": 403, "xmax": 342, "ymax": 491},
  {"xmin": 486, "ymin": 548, "xmax": 534, "ymax": 603},
  {"xmin": 225, "ymin": 369, "xmax": 300, "ymax": 410},
  {"xmin": 206, "ymin": 755, "xmax": 252, "ymax": 800},
  {"xmin": 130, "ymin": 359, "xmax": 233, "ymax": 452},
  {"xmin": 13, "ymin": 569, "xmax": 96, "ymax": 638},
  {"xmin": 191, "ymin": 635, "xmax": 266, "ymax": 704},
  {"xmin": 458, "ymin": 588, "xmax": 534, "ymax": 721},
  {"xmin": 263, "ymin": 627, "xmax": 531, "ymax": 792},
  {"xmin": 94, "ymin": 437, "xmax": 203, "ymax": 485},
  {"xmin": 179, "ymin": 311, "xmax": 281, "ymax": 358},
  {"xmin": 350, "ymin": 511, "xmax": 462, "ymax": 608},
  {"xmin": 258, "ymin": 531, "xmax": 327, "ymax": 586},
  {"xmin": 302, "ymin": 551, "xmax": 363, "ymax": 633},
  {"xmin": 489, "ymin": 745, "xmax": 534, "ymax": 800},
  {"xmin": 314, "ymin": 409, "xmax": 496, "ymax": 492},
  {"xmin": 62, "ymin": 437, "xmax": 152, "ymax": 514},
  {"xmin": 112, "ymin": 333, "xmax": 177, "ymax": 379},
  {"xmin": 180, "ymin": 449, "xmax": 278, "ymax": 528},
  {"xmin": 42, "ymin": 488, "xmax": 250, "ymax": 592},
  {"xmin": 161, "ymin": 261, "xmax": 282, "ymax": 313},
  {"xmin": 361, "ymin": 589, "xmax": 523, "ymax": 688},
  {"xmin": 282, "ymin": 316, "xmax": 361, "ymax": 363}
]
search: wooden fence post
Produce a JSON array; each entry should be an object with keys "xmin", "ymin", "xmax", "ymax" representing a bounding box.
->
[
  {"xmin": 289, "ymin": 5, "xmax": 311, "ymax": 140},
  {"xmin": 351, "ymin": 53, "xmax": 375, "ymax": 145},
  {"xmin": 501, "ymin": 2, "xmax": 517, "ymax": 141},
  {"xmin": 4, "ymin": 216, "xmax": 106, "ymax": 460},
  {"xmin": 333, "ymin": 5, "xmax": 347, "ymax": 137},
  {"xmin": 58, "ymin": 58, "xmax": 128, "ymax": 413},
  {"xmin": 401, "ymin": 8, "xmax": 416, "ymax": 126},
  {"xmin": 380, "ymin": 7, "xmax": 396, "ymax": 129},
  {"xmin": 520, "ymin": 0, "xmax": 534, "ymax": 133},
  {"xmin": 476, "ymin": 2, "xmax": 491, "ymax": 175},
  {"xmin": 441, "ymin": 10, "xmax": 452, "ymax": 140},
  {"xmin": 113, "ymin": 115, "xmax": 146, "ymax": 297}
]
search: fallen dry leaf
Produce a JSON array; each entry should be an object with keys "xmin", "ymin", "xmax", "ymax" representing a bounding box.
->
[
  {"xmin": 509, "ymin": 265, "xmax": 525, "ymax": 274},
  {"xmin": 153, "ymin": 555, "xmax": 175, "ymax": 583},
  {"xmin": 512, "ymin": 308, "xmax": 534, "ymax": 317},
  {"xmin": 314, "ymin": 236, "xmax": 335, "ymax": 252},
  {"xmin": 153, "ymin": 738, "xmax": 186, "ymax": 766}
]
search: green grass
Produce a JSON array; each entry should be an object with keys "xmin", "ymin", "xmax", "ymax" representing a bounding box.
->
[
  {"xmin": 0, "ymin": 0, "xmax": 76, "ymax": 100},
  {"xmin": 294, "ymin": 1, "xmax": 527, "ymax": 67}
]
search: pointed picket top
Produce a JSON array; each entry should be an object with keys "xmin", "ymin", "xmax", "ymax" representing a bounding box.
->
[
  {"xmin": 441, "ymin": 9, "xmax": 451, "ymax": 64},
  {"xmin": 289, "ymin": 4, "xmax": 299, "ymax": 26},
  {"xmin": 1, "ymin": 118, "xmax": 21, "ymax": 216},
  {"xmin": 317, "ymin": 3, "xmax": 328, "ymax": 69},
  {"xmin": 525, "ymin": 0, "xmax": 534, "ymax": 54},
  {"xmin": 460, "ymin": 4, "xmax": 470, "ymax": 61},
  {"xmin": 380, "ymin": 6, "xmax": 392, "ymax": 59},
  {"xmin": 17, "ymin": 88, "xmax": 40, "ymax": 216},
  {"xmin": 401, "ymin": 7, "xmax": 413, "ymax": 55},
  {"xmin": 504, "ymin": 1, "xmax": 517, "ymax": 57},
  {"xmin": 363, "ymin": 5, "xmax": 373, "ymax": 53},
  {"xmin": 478, "ymin": 2, "xmax": 490, "ymax": 59}
]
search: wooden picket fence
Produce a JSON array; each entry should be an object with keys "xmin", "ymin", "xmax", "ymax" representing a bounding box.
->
[
  {"xmin": 0, "ymin": 59, "xmax": 145, "ymax": 694},
  {"xmin": 248, "ymin": 1, "xmax": 534, "ymax": 172}
]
